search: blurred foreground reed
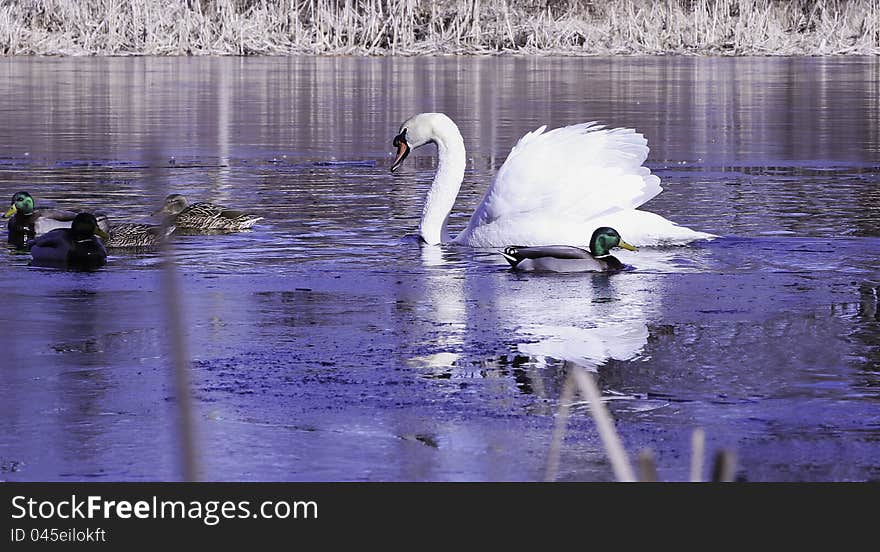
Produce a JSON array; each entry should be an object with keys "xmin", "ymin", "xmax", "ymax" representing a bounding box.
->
[{"xmin": 546, "ymin": 363, "xmax": 737, "ymax": 482}]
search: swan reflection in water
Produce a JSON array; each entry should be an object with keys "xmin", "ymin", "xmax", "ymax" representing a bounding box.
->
[
  {"xmin": 405, "ymin": 243, "xmax": 668, "ymax": 406},
  {"xmin": 403, "ymin": 244, "xmax": 466, "ymax": 371}
]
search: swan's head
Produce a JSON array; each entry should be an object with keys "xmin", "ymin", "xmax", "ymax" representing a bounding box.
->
[
  {"xmin": 5, "ymin": 191, "xmax": 35, "ymax": 217},
  {"xmin": 391, "ymin": 113, "xmax": 458, "ymax": 172},
  {"xmin": 590, "ymin": 227, "xmax": 637, "ymax": 257}
]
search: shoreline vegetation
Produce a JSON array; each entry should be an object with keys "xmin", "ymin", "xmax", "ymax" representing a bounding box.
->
[{"xmin": 1, "ymin": 0, "xmax": 879, "ymax": 56}]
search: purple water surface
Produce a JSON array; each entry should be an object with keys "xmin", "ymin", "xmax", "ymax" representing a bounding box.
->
[{"xmin": 1, "ymin": 56, "xmax": 878, "ymax": 481}]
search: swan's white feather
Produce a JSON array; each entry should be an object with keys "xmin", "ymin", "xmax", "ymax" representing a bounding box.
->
[
  {"xmin": 454, "ymin": 122, "xmax": 712, "ymax": 247},
  {"xmin": 396, "ymin": 112, "xmax": 714, "ymax": 247}
]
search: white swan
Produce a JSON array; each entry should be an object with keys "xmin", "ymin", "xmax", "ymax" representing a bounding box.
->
[{"xmin": 390, "ymin": 113, "xmax": 714, "ymax": 247}]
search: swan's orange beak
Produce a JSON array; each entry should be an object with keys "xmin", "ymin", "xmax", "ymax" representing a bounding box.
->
[{"xmin": 390, "ymin": 130, "xmax": 410, "ymax": 173}]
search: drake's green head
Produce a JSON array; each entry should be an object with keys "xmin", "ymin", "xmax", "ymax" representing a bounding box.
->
[
  {"xmin": 71, "ymin": 212, "xmax": 110, "ymax": 240},
  {"xmin": 589, "ymin": 227, "xmax": 637, "ymax": 257},
  {"xmin": 5, "ymin": 191, "xmax": 34, "ymax": 217}
]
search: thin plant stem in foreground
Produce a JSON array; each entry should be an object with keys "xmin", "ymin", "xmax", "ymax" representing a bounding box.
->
[
  {"xmin": 569, "ymin": 365, "xmax": 637, "ymax": 482},
  {"xmin": 544, "ymin": 375, "xmax": 577, "ymax": 482},
  {"xmin": 149, "ymin": 146, "xmax": 200, "ymax": 482},
  {"xmin": 690, "ymin": 427, "xmax": 706, "ymax": 482}
]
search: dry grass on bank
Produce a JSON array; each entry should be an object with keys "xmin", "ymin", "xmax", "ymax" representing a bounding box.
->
[{"xmin": 1, "ymin": 0, "xmax": 878, "ymax": 56}]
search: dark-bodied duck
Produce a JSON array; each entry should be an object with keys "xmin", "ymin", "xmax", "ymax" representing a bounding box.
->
[
  {"xmin": 154, "ymin": 194, "xmax": 262, "ymax": 232},
  {"xmin": 4, "ymin": 191, "xmax": 111, "ymax": 249},
  {"xmin": 30, "ymin": 212, "xmax": 109, "ymax": 269},
  {"xmin": 501, "ymin": 227, "xmax": 637, "ymax": 272}
]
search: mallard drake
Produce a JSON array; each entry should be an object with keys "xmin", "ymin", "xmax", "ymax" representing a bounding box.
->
[
  {"xmin": 501, "ymin": 227, "xmax": 637, "ymax": 272},
  {"xmin": 4, "ymin": 191, "xmax": 111, "ymax": 249},
  {"xmin": 104, "ymin": 222, "xmax": 174, "ymax": 249},
  {"xmin": 5, "ymin": 191, "xmax": 75, "ymax": 248},
  {"xmin": 30, "ymin": 212, "xmax": 109, "ymax": 268},
  {"xmin": 154, "ymin": 194, "xmax": 262, "ymax": 232}
]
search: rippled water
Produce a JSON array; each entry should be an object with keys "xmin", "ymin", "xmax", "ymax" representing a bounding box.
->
[{"xmin": 1, "ymin": 56, "xmax": 879, "ymax": 481}]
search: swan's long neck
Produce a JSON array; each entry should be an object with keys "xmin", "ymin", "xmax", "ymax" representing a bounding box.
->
[{"xmin": 419, "ymin": 127, "xmax": 466, "ymax": 245}]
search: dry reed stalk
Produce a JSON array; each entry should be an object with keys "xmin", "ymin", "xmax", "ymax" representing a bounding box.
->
[
  {"xmin": 638, "ymin": 449, "xmax": 658, "ymax": 482},
  {"xmin": 144, "ymin": 144, "xmax": 200, "ymax": 482},
  {"xmin": 544, "ymin": 375, "xmax": 576, "ymax": 482},
  {"xmin": 570, "ymin": 364, "xmax": 637, "ymax": 482},
  {"xmin": 2, "ymin": 0, "xmax": 879, "ymax": 56},
  {"xmin": 711, "ymin": 450, "xmax": 737, "ymax": 482},
  {"xmin": 159, "ymin": 233, "xmax": 200, "ymax": 482},
  {"xmin": 546, "ymin": 363, "xmax": 639, "ymax": 482},
  {"xmin": 690, "ymin": 427, "xmax": 706, "ymax": 482},
  {"xmin": 547, "ymin": 367, "xmax": 734, "ymax": 482}
]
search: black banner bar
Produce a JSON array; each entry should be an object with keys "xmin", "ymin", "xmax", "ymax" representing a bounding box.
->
[{"xmin": 0, "ymin": 483, "xmax": 874, "ymax": 546}]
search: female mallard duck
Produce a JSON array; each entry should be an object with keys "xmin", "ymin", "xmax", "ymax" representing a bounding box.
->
[
  {"xmin": 30, "ymin": 212, "xmax": 109, "ymax": 268},
  {"xmin": 104, "ymin": 222, "xmax": 174, "ymax": 249},
  {"xmin": 4, "ymin": 191, "xmax": 111, "ymax": 249},
  {"xmin": 154, "ymin": 194, "xmax": 262, "ymax": 232},
  {"xmin": 501, "ymin": 227, "xmax": 637, "ymax": 272}
]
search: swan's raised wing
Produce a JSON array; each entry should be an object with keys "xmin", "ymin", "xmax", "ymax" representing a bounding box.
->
[{"xmin": 466, "ymin": 122, "xmax": 662, "ymax": 230}]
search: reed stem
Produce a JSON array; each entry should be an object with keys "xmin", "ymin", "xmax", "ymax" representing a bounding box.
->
[{"xmin": 2, "ymin": 0, "xmax": 877, "ymax": 56}]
